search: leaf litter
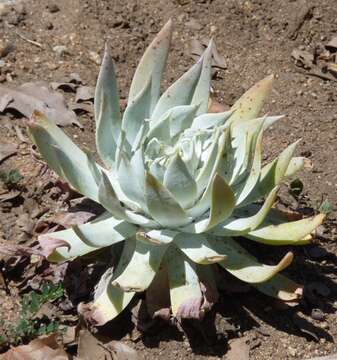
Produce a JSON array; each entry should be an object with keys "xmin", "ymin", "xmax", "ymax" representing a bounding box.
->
[
  {"xmin": 0, "ymin": 81, "xmax": 81, "ymax": 127},
  {"xmin": 292, "ymin": 36, "xmax": 337, "ymax": 81}
]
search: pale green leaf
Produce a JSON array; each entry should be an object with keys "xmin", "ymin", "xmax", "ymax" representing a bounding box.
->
[
  {"xmin": 112, "ymin": 238, "xmax": 168, "ymax": 292},
  {"xmin": 151, "ymin": 59, "xmax": 203, "ymax": 122},
  {"xmin": 165, "ymin": 246, "xmax": 202, "ymax": 317},
  {"xmin": 129, "ymin": 19, "xmax": 172, "ymax": 113},
  {"xmin": 229, "ymin": 74, "xmax": 274, "ymax": 125},
  {"xmin": 163, "ymin": 153, "xmax": 197, "ymax": 208},
  {"xmin": 191, "ymin": 110, "xmax": 233, "ymax": 130},
  {"xmin": 284, "ymin": 157, "xmax": 305, "ymax": 178},
  {"xmin": 136, "ymin": 229, "xmax": 178, "ymax": 245},
  {"xmin": 208, "ymin": 237, "xmax": 294, "ymax": 283},
  {"xmin": 53, "ymin": 146, "xmax": 99, "ymax": 201},
  {"xmin": 253, "ymin": 273, "xmax": 303, "ymax": 302},
  {"xmin": 147, "ymin": 104, "xmax": 199, "ymax": 144},
  {"xmin": 195, "ymin": 130, "xmax": 221, "ymax": 194},
  {"xmin": 175, "ymin": 233, "xmax": 227, "ymax": 264},
  {"xmin": 211, "ymin": 186, "xmax": 279, "ymax": 236},
  {"xmin": 39, "ymin": 216, "xmax": 136, "ymax": 262},
  {"xmin": 190, "ymin": 39, "xmax": 213, "ymax": 115},
  {"xmin": 145, "ymin": 172, "xmax": 191, "ymax": 227},
  {"xmin": 169, "ymin": 104, "xmax": 199, "ymax": 138},
  {"xmin": 240, "ymin": 140, "xmax": 300, "ymax": 206},
  {"xmin": 28, "ymin": 111, "xmax": 100, "ymax": 185},
  {"xmin": 246, "ymin": 213, "xmax": 325, "ymax": 245},
  {"xmin": 91, "ymin": 239, "xmax": 136, "ymax": 325},
  {"xmin": 185, "ymin": 173, "xmax": 235, "ymax": 233},
  {"xmin": 234, "ymin": 122, "xmax": 264, "ymax": 205},
  {"xmin": 95, "ymin": 45, "xmax": 121, "ymax": 167},
  {"xmin": 122, "ymin": 77, "xmax": 151, "ymax": 146},
  {"xmin": 99, "ymin": 171, "xmax": 160, "ymax": 228},
  {"xmin": 117, "ymin": 149, "xmax": 147, "ymax": 210}
]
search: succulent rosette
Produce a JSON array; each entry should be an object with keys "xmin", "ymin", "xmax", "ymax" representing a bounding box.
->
[{"xmin": 28, "ymin": 20, "xmax": 324, "ymax": 325}]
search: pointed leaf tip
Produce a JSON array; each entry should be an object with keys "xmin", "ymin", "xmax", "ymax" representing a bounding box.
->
[
  {"xmin": 278, "ymin": 251, "xmax": 294, "ymax": 271},
  {"xmin": 28, "ymin": 110, "xmax": 47, "ymax": 128},
  {"xmin": 128, "ymin": 18, "xmax": 173, "ymax": 112},
  {"xmin": 230, "ymin": 74, "xmax": 275, "ymax": 125}
]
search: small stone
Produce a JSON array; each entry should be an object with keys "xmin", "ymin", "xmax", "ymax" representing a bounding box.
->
[
  {"xmin": 288, "ymin": 347, "xmax": 297, "ymax": 357},
  {"xmin": 47, "ymin": 4, "xmax": 60, "ymax": 13},
  {"xmin": 210, "ymin": 25, "xmax": 217, "ymax": 34},
  {"xmin": 319, "ymin": 322, "xmax": 329, "ymax": 329},
  {"xmin": 53, "ymin": 45, "xmax": 68, "ymax": 57},
  {"xmin": 6, "ymin": 72, "xmax": 13, "ymax": 82},
  {"xmin": 0, "ymin": 40, "xmax": 14, "ymax": 58},
  {"xmin": 308, "ymin": 245, "xmax": 327, "ymax": 258},
  {"xmin": 311, "ymin": 308, "xmax": 326, "ymax": 321},
  {"xmin": 89, "ymin": 51, "xmax": 101, "ymax": 65},
  {"xmin": 47, "ymin": 63, "xmax": 59, "ymax": 70},
  {"xmin": 111, "ymin": 15, "xmax": 123, "ymax": 27},
  {"xmin": 46, "ymin": 22, "xmax": 54, "ymax": 30},
  {"xmin": 0, "ymin": 59, "xmax": 5, "ymax": 67}
]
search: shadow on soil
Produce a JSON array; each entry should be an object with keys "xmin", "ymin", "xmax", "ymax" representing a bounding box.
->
[{"xmin": 93, "ymin": 242, "xmax": 337, "ymax": 357}]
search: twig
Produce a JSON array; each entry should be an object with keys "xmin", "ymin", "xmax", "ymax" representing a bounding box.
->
[{"xmin": 15, "ymin": 32, "xmax": 44, "ymax": 49}]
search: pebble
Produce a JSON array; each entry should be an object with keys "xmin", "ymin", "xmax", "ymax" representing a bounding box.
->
[
  {"xmin": 47, "ymin": 4, "xmax": 60, "ymax": 13},
  {"xmin": 0, "ymin": 59, "xmax": 5, "ymax": 67},
  {"xmin": 89, "ymin": 51, "xmax": 101, "ymax": 65},
  {"xmin": 210, "ymin": 25, "xmax": 217, "ymax": 34},
  {"xmin": 0, "ymin": 40, "xmax": 13, "ymax": 58},
  {"xmin": 111, "ymin": 15, "xmax": 123, "ymax": 27},
  {"xmin": 311, "ymin": 308, "xmax": 326, "ymax": 321},
  {"xmin": 46, "ymin": 21, "xmax": 54, "ymax": 30},
  {"xmin": 308, "ymin": 245, "xmax": 326, "ymax": 258},
  {"xmin": 288, "ymin": 347, "xmax": 297, "ymax": 357},
  {"xmin": 319, "ymin": 321, "xmax": 329, "ymax": 329},
  {"xmin": 53, "ymin": 45, "xmax": 68, "ymax": 57}
]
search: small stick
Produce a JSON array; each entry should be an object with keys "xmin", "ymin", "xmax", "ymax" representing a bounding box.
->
[{"xmin": 15, "ymin": 32, "xmax": 44, "ymax": 49}]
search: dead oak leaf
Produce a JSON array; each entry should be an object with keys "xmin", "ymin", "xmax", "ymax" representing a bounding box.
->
[
  {"xmin": 226, "ymin": 337, "xmax": 250, "ymax": 360},
  {"xmin": 0, "ymin": 334, "xmax": 69, "ymax": 360},
  {"xmin": 0, "ymin": 81, "xmax": 81, "ymax": 127}
]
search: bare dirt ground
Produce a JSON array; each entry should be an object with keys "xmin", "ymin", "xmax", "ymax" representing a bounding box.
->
[{"xmin": 0, "ymin": 0, "xmax": 336, "ymax": 359}]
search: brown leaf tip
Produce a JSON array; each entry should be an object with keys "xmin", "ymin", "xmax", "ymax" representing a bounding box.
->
[{"xmin": 27, "ymin": 110, "xmax": 45, "ymax": 127}]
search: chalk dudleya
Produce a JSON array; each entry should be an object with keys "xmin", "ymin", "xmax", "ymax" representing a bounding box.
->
[{"xmin": 28, "ymin": 20, "xmax": 324, "ymax": 325}]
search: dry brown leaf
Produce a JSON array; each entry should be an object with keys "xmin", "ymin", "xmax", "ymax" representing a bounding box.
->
[
  {"xmin": 226, "ymin": 337, "xmax": 250, "ymax": 360},
  {"xmin": 0, "ymin": 334, "xmax": 69, "ymax": 360},
  {"xmin": 190, "ymin": 38, "xmax": 227, "ymax": 69},
  {"xmin": 0, "ymin": 81, "xmax": 81, "ymax": 127},
  {"xmin": 291, "ymin": 49, "xmax": 314, "ymax": 69},
  {"xmin": 75, "ymin": 86, "xmax": 94, "ymax": 103},
  {"xmin": 70, "ymin": 102, "xmax": 94, "ymax": 114},
  {"xmin": 77, "ymin": 329, "xmax": 113, "ymax": 360},
  {"xmin": 0, "ymin": 241, "xmax": 42, "ymax": 258},
  {"xmin": 109, "ymin": 341, "xmax": 138, "ymax": 360},
  {"xmin": 49, "ymin": 211, "xmax": 96, "ymax": 228},
  {"xmin": 325, "ymin": 36, "xmax": 337, "ymax": 52},
  {"xmin": 50, "ymin": 82, "xmax": 78, "ymax": 92}
]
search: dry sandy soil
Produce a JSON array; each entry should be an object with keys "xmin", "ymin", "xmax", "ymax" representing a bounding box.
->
[{"xmin": 0, "ymin": 0, "xmax": 337, "ymax": 359}]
